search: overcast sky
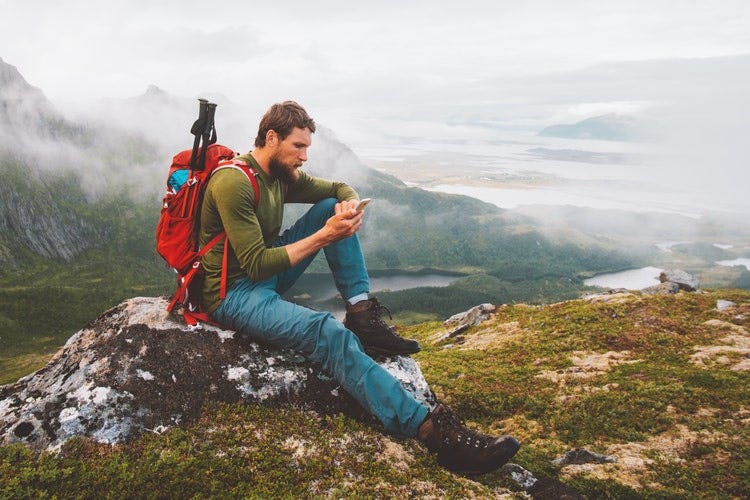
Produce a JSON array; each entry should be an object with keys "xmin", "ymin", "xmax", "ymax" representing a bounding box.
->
[{"xmin": 2, "ymin": 0, "xmax": 749, "ymax": 156}]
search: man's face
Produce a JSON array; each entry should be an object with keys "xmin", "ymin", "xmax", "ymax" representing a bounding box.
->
[{"xmin": 268, "ymin": 127, "xmax": 311, "ymax": 183}]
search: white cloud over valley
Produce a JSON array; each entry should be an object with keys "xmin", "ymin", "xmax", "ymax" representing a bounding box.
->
[{"xmin": 2, "ymin": 0, "xmax": 749, "ymax": 211}]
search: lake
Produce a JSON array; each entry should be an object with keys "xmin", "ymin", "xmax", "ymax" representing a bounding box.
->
[
  {"xmin": 716, "ymin": 258, "xmax": 750, "ymax": 271},
  {"xmin": 583, "ymin": 266, "xmax": 663, "ymax": 290},
  {"xmin": 283, "ymin": 271, "xmax": 462, "ymax": 319}
]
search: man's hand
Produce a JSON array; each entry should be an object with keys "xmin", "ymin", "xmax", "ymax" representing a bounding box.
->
[
  {"xmin": 336, "ymin": 199, "xmax": 361, "ymax": 216},
  {"xmin": 324, "ymin": 201, "xmax": 364, "ymax": 243},
  {"xmin": 284, "ymin": 200, "xmax": 364, "ymax": 267}
]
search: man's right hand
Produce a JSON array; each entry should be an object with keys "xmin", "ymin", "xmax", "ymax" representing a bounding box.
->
[{"xmin": 323, "ymin": 206, "xmax": 364, "ymax": 243}]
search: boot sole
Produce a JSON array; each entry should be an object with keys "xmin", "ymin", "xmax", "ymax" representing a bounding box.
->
[{"xmin": 440, "ymin": 437, "xmax": 521, "ymax": 476}]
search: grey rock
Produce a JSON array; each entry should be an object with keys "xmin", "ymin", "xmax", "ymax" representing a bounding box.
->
[
  {"xmin": 443, "ymin": 303, "xmax": 496, "ymax": 327},
  {"xmin": 0, "ymin": 297, "xmax": 436, "ymax": 452},
  {"xmin": 659, "ymin": 269, "xmax": 699, "ymax": 292},
  {"xmin": 642, "ymin": 281, "xmax": 680, "ymax": 295},
  {"xmin": 503, "ymin": 463, "xmax": 584, "ymax": 500},
  {"xmin": 437, "ymin": 303, "xmax": 496, "ymax": 342},
  {"xmin": 501, "ymin": 463, "xmax": 538, "ymax": 489},
  {"xmin": 717, "ymin": 300, "xmax": 737, "ymax": 311},
  {"xmin": 552, "ymin": 448, "xmax": 617, "ymax": 466}
]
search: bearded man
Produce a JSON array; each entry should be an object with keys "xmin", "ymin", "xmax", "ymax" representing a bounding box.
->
[{"xmin": 198, "ymin": 101, "xmax": 519, "ymax": 474}]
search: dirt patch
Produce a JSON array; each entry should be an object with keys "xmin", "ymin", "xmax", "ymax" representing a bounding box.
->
[
  {"xmin": 494, "ymin": 415, "xmax": 551, "ymax": 446},
  {"xmin": 691, "ymin": 320, "xmax": 750, "ymax": 371},
  {"xmin": 703, "ymin": 319, "xmax": 749, "ymax": 336},
  {"xmin": 538, "ymin": 351, "xmax": 641, "ymax": 384},
  {"xmin": 582, "ymin": 292, "xmax": 637, "ymax": 305},
  {"xmin": 560, "ymin": 424, "xmax": 730, "ymax": 490},
  {"xmin": 282, "ymin": 436, "xmax": 318, "ymax": 459},
  {"xmin": 376, "ymin": 437, "xmax": 415, "ymax": 472},
  {"xmin": 455, "ymin": 321, "xmax": 526, "ymax": 350}
]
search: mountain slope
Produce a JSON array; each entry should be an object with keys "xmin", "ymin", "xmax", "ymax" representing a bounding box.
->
[{"xmin": 0, "ymin": 161, "xmax": 104, "ymax": 264}]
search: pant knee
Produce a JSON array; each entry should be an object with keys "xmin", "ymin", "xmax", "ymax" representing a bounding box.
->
[{"xmin": 311, "ymin": 197, "xmax": 337, "ymax": 218}]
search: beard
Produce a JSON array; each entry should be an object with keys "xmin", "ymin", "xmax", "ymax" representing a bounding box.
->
[{"xmin": 268, "ymin": 156, "xmax": 300, "ymax": 184}]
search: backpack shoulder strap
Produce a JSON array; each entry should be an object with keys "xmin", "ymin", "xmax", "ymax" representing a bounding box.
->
[
  {"xmin": 213, "ymin": 159, "xmax": 260, "ymax": 208},
  {"xmin": 211, "ymin": 159, "xmax": 260, "ymax": 301}
]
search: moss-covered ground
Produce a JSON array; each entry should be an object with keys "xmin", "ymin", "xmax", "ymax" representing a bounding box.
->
[
  {"xmin": 411, "ymin": 288, "xmax": 750, "ymax": 498},
  {"xmin": 2, "ymin": 289, "xmax": 749, "ymax": 497}
]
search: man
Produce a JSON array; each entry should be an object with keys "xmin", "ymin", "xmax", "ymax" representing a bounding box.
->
[{"xmin": 199, "ymin": 101, "xmax": 520, "ymax": 474}]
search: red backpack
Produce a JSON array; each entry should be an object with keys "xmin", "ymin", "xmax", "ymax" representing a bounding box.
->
[{"xmin": 156, "ymin": 140, "xmax": 259, "ymax": 326}]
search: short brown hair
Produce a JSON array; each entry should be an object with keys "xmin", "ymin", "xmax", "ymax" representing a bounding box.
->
[{"xmin": 254, "ymin": 101, "xmax": 316, "ymax": 147}]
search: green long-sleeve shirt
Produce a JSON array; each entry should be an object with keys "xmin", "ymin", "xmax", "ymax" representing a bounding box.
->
[{"xmin": 199, "ymin": 153, "xmax": 358, "ymax": 313}]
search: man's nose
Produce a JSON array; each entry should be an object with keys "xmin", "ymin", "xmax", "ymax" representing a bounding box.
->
[{"xmin": 299, "ymin": 149, "xmax": 308, "ymax": 162}]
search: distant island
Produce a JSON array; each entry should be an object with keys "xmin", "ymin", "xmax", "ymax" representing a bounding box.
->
[{"xmin": 539, "ymin": 113, "xmax": 645, "ymax": 141}]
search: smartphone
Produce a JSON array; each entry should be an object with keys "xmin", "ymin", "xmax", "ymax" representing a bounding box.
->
[{"xmin": 355, "ymin": 198, "xmax": 372, "ymax": 213}]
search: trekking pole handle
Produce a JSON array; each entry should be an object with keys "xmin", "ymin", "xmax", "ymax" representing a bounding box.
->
[
  {"xmin": 196, "ymin": 101, "xmax": 217, "ymax": 171},
  {"xmin": 191, "ymin": 98, "xmax": 209, "ymax": 135}
]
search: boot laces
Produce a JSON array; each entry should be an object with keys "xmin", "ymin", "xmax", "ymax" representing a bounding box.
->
[
  {"xmin": 435, "ymin": 406, "xmax": 493, "ymax": 449},
  {"xmin": 368, "ymin": 299, "xmax": 393, "ymax": 327}
]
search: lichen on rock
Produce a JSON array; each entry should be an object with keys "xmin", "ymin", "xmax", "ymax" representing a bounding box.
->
[{"xmin": 0, "ymin": 297, "xmax": 436, "ymax": 452}]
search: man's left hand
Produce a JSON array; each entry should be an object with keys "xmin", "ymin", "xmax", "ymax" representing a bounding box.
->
[{"xmin": 336, "ymin": 200, "xmax": 363, "ymax": 218}]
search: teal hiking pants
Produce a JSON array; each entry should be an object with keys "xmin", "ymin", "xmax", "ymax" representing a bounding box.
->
[{"xmin": 212, "ymin": 198, "xmax": 429, "ymax": 436}]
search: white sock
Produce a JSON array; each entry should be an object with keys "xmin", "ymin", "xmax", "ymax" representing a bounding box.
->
[{"xmin": 347, "ymin": 293, "xmax": 369, "ymax": 305}]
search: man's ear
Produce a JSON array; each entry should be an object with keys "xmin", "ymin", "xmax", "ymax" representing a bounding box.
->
[{"xmin": 266, "ymin": 129, "xmax": 278, "ymax": 147}]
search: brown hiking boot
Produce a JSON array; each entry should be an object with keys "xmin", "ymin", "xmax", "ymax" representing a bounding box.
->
[
  {"xmin": 418, "ymin": 404, "xmax": 520, "ymax": 475},
  {"xmin": 344, "ymin": 297, "xmax": 421, "ymax": 356}
]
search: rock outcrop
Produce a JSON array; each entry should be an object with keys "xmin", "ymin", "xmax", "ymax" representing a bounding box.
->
[
  {"xmin": 659, "ymin": 269, "xmax": 700, "ymax": 292},
  {"xmin": 0, "ymin": 297, "xmax": 436, "ymax": 452},
  {"xmin": 436, "ymin": 303, "xmax": 497, "ymax": 342},
  {"xmin": 717, "ymin": 299, "xmax": 737, "ymax": 311}
]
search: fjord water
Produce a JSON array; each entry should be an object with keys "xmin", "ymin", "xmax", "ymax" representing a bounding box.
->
[{"xmin": 360, "ymin": 130, "xmax": 747, "ymax": 218}]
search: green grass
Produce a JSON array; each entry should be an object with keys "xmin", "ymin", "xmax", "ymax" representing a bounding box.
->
[{"xmin": 0, "ymin": 404, "xmax": 494, "ymax": 498}]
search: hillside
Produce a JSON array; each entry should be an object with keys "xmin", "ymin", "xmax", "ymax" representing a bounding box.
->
[{"xmin": 2, "ymin": 289, "xmax": 748, "ymax": 497}]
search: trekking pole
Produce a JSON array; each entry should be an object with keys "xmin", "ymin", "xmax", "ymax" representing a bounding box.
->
[
  {"xmin": 207, "ymin": 102, "xmax": 218, "ymax": 145},
  {"xmin": 181, "ymin": 99, "xmax": 210, "ymax": 218},
  {"xmin": 189, "ymin": 98, "xmax": 209, "ymax": 171},
  {"xmin": 196, "ymin": 101, "xmax": 217, "ymax": 172}
]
